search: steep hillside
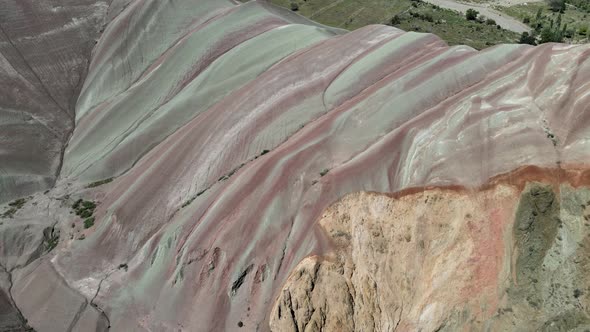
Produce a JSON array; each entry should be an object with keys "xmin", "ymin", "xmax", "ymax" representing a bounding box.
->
[
  {"xmin": 1, "ymin": 0, "xmax": 589, "ymax": 331},
  {"xmin": 0, "ymin": 0, "xmax": 109, "ymax": 203}
]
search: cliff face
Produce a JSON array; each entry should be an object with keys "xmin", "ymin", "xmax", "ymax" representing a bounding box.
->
[
  {"xmin": 1, "ymin": 0, "xmax": 590, "ymax": 331},
  {"xmin": 271, "ymin": 183, "xmax": 590, "ymax": 331}
]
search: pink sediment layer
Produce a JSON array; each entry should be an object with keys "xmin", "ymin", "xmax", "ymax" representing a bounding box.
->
[{"xmin": 41, "ymin": 0, "xmax": 590, "ymax": 330}]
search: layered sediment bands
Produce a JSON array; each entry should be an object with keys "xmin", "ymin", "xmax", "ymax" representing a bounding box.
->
[
  {"xmin": 271, "ymin": 182, "xmax": 590, "ymax": 331},
  {"xmin": 54, "ymin": 0, "xmax": 590, "ymax": 329},
  {"xmin": 1, "ymin": 0, "xmax": 590, "ymax": 331},
  {"xmin": 0, "ymin": 1, "xmax": 107, "ymax": 203}
]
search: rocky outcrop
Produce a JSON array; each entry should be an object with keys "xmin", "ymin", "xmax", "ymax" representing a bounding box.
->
[{"xmin": 271, "ymin": 183, "xmax": 590, "ymax": 331}]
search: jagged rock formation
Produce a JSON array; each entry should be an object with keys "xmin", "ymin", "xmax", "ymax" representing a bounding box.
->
[
  {"xmin": 0, "ymin": 0, "xmax": 589, "ymax": 331},
  {"xmin": 271, "ymin": 183, "xmax": 590, "ymax": 331}
]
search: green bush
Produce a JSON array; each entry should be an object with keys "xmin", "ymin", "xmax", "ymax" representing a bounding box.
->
[
  {"xmin": 72, "ymin": 199, "xmax": 97, "ymax": 218},
  {"xmin": 84, "ymin": 217, "xmax": 95, "ymax": 229},
  {"xmin": 466, "ymin": 9, "xmax": 479, "ymax": 21},
  {"xmin": 82, "ymin": 201, "xmax": 96, "ymax": 209},
  {"xmin": 519, "ymin": 31, "xmax": 537, "ymax": 45},
  {"xmin": 80, "ymin": 210, "xmax": 93, "ymax": 218}
]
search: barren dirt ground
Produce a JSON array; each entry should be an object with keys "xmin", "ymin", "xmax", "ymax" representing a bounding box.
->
[{"xmin": 421, "ymin": 0, "xmax": 543, "ymax": 33}]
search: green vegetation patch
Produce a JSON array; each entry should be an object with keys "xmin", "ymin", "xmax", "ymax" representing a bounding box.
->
[
  {"xmin": 72, "ymin": 199, "xmax": 98, "ymax": 229},
  {"xmin": 84, "ymin": 217, "xmax": 95, "ymax": 229},
  {"xmin": 498, "ymin": 2, "xmax": 590, "ymax": 44},
  {"xmin": 271, "ymin": 0, "xmax": 518, "ymax": 49},
  {"xmin": 86, "ymin": 177, "xmax": 114, "ymax": 188},
  {"xmin": 392, "ymin": 2, "xmax": 519, "ymax": 49}
]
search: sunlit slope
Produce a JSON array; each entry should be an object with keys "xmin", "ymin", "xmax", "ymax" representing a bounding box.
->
[{"xmin": 1, "ymin": 0, "xmax": 590, "ymax": 331}]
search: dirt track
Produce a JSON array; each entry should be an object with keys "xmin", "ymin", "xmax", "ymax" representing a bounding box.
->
[{"xmin": 422, "ymin": 0, "xmax": 540, "ymax": 33}]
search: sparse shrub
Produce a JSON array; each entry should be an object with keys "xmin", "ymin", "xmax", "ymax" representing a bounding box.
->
[
  {"xmin": 86, "ymin": 178, "xmax": 113, "ymax": 188},
  {"xmin": 391, "ymin": 15, "xmax": 401, "ymax": 25},
  {"xmin": 466, "ymin": 8, "xmax": 479, "ymax": 21},
  {"xmin": 290, "ymin": 2, "xmax": 299, "ymax": 11},
  {"xmin": 519, "ymin": 31, "xmax": 537, "ymax": 45},
  {"xmin": 547, "ymin": 0, "xmax": 565, "ymax": 12},
  {"xmin": 1, "ymin": 207, "xmax": 17, "ymax": 219},
  {"xmin": 72, "ymin": 199, "xmax": 83, "ymax": 210},
  {"xmin": 523, "ymin": 16, "xmax": 530, "ymax": 24},
  {"xmin": 43, "ymin": 227, "xmax": 59, "ymax": 252},
  {"xmin": 486, "ymin": 18, "xmax": 496, "ymax": 25},
  {"xmin": 9, "ymin": 198, "xmax": 27, "ymax": 208},
  {"xmin": 409, "ymin": 11, "xmax": 434, "ymax": 22},
  {"xmin": 320, "ymin": 169, "xmax": 329, "ymax": 177},
  {"xmin": 2, "ymin": 197, "xmax": 29, "ymax": 218}
]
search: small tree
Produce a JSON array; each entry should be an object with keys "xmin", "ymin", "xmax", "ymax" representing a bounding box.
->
[
  {"xmin": 539, "ymin": 25, "xmax": 563, "ymax": 43},
  {"xmin": 466, "ymin": 8, "xmax": 479, "ymax": 20},
  {"xmin": 539, "ymin": 26, "xmax": 554, "ymax": 43}
]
